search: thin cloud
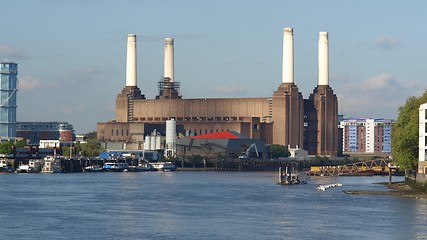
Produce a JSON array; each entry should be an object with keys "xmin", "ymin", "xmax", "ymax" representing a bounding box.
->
[
  {"xmin": 363, "ymin": 73, "xmax": 399, "ymax": 90},
  {"xmin": 142, "ymin": 34, "xmax": 207, "ymax": 42},
  {"xmin": 44, "ymin": 66, "xmax": 105, "ymax": 89},
  {"xmin": 19, "ymin": 76, "xmax": 42, "ymax": 91},
  {"xmin": 60, "ymin": 104, "xmax": 88, "ymax": 115},
  {"xmin": 337, "ymin": 73, "xmax": 408, "ymax": 119},
  {"xmin": 373, "ymin": 36, "xmax": 401, "ymax": 50},
  {"xmin": 62, "ymin": 66, "xmax": 101, "ymax": 84},
  {"xmin": 0, "ymin": 44, "xmax": 27, "ymax": 60},
  {"xmin": 211, "ymin": 84, "xmax": 246, "ymax": 95}
]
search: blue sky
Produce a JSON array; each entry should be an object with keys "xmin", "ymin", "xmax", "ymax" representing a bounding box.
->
[{"xmin": 1, "ymin": 0, "xmax": 426, "ymax": 133}]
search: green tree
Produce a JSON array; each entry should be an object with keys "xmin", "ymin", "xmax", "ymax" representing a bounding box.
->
[
  {"xmin": 0, "ymin": 140, "xmax": 14, "ymax": 155},
  {"xmin": 0, "ymin": 140, "xmax": 27, "ymax": 155},
  {"xmin": 15, "ymin": 140, "xmax": 27, "ymax": 148},
  {"xmin": 75, "ymin": 141, "xmax": 82, "ymax": 157},
  {"xmin": 80, "ymin": 138, "xmax": 103, "ymax": 157},
  {"xmin": 62, "ymin": 147, "xmax": 70, "ymax": 158},
  {"xmin": 269, "ymin": 144, "xmax": 290, "ymax": 158},
  {"xmin": 84, "ymin": 131, "xmax": 97, "ymax": 140},
  {"xmin": 391, "ymin": 91, "xmax": 427, "ymax": 171}
]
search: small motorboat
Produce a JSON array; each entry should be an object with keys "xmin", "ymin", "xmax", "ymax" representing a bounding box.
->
[
  {"xmin": 316, "ymin": 183, "xmax": 343, "ymax": 191},
  {"xmin": 82, "ymin": 165, "xmax": 104, "ymax": 172}
]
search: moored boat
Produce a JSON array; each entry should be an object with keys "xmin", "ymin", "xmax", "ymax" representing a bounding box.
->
[
  {"xmin": 16, "ymin": 159, "xmax": 44, "ymax": 173},
  {"xmin": 149, "ymin": 162, "xmax": 177, "ymax": 171},
  {"xmin": 41, "ymin": 156, "xmax": 62, "ymax": 173},
  {"xmin": 15, "ymin": 164, "xmax": 33, "ymax": 173},
  {"xmin": 82, "ymin": 165, "xmax": 104, "ymax": 172},
  {"xmin": 103, "ymin": 162, "xmax": 129, "ymax": 172},
  {"xmin": 124, "ymin": 165, "xmax": 157, "ymax": 172}
]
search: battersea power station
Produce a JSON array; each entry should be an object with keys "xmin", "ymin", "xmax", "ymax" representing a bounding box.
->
[{"xmin": 97, "ymin": 27, "xmax": 339, "ymax": 157}]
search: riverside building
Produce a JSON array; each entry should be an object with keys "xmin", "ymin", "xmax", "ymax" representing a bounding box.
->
[
  {"xmin": 16, "ymin": 121, "xmax": 75, "ymax": 145},
  {"xmin": 419, "ymin": 103, "xmax": 427, "ymax": 174},
  {"xmin": 340, "ymin": 117, "xmax": 393, "ymax": 154},
  {"xmin": 97, "ymin": 28, "xmax": 340, "ymax": 156}
]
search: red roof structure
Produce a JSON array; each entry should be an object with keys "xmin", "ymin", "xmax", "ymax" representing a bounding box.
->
[{"xmin": 189, "ymin": 131, "xmax": 248, "ymax": 139}]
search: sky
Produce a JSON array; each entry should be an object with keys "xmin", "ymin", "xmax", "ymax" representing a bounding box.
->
[{"xmin": 1, "ymin": 0, "xmax": 426, "ymax": 134}]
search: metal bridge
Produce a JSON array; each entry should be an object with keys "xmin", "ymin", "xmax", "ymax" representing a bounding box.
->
[{"xmin": 306, "ymin": 159, "xmax": 394, "ymax": 177}]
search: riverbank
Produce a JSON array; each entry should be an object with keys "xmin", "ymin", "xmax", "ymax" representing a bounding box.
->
[{"xmin": 344, "ymin": 181, "xmax": 427, "ymax": 199}]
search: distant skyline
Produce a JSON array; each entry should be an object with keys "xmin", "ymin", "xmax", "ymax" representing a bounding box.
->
[{"xmin": 1, "ymin": 0, "xmax": 426, "ymax": 133}]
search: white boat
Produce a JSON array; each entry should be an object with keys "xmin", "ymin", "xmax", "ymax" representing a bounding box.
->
[
  {"xmin": 316, "ymin": 183, "xmax": 343, "ymax": 191},
  {"xmin": 15, "ymin": 164, "xmax": 33, "ymax": 173},
  {"xmin": 103, "ymin": 162, "xmax": 129, "ymax": 172},
  {"xmin": 0, "ymin": 159, "xmax": 14, "ymax": 172},
  {"xmin": 16, "ymin": 159, "xmax": 44, "ymax": 173},
  {"xmin": 42, "ymin": 156, "xmax": 62, "ymax": 173},
  {"xmin": 83, "ymin": 165, "xmax": 104, "ymax": 172},
  {"xmin": 149, "ymin": 162, "xmax": 177, "ymax": 171}
]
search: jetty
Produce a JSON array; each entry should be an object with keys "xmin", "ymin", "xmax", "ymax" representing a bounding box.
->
[
  {"xmin": 277, "ymin": 166, "xmax": 306, "ymax": 185},
  {"xmin": 214, "ymin": 158, "xmax": 302, "ymax": 171},
  {"xmin": 306, "ymin": 159, "xmax": 395, "ymax": 177}
]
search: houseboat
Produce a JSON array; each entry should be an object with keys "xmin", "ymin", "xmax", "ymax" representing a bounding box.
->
[{"xmin": 41, "ymin": 156, "xmax": 62, "ymax": 173}]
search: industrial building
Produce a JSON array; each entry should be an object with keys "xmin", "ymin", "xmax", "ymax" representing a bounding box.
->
[
  {"xmin": 176, "ymin": 131, "xmax": 266, "ymax": 159},
  {"xmin": 0, "ymin": 62, "xmax": 18, "ymax": 140},
  {"xmin": 97, "ymin": 28, "xmax": 339, "ymax": 156},
  {"xmin": 340, "ymin": 117, "xmax": 393, "ymax": 154}
]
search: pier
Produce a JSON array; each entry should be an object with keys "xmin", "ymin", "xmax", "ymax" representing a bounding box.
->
[
  {"xmin": 214, "ymin": 159, "xmax": 303, "ymax": 171},
  {"xmin": 306, "ymin": 159, "xmax": 395, "ymax": 177}
]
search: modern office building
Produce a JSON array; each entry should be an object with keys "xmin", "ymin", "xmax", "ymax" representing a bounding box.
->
[
  {"xmin": 16, "ymin": 121, "xmax": 75, "ymax": 145},
  {"xmin": 0, "ymin": 62, "xmax": 18, "ymax": 140},
  {"xmin": 340, "ymin": 117, "xmax": 393, "ymax": 154},
  {"xmin": 98, "ymin": 28, "xmax": 340, "ymax": 156}
]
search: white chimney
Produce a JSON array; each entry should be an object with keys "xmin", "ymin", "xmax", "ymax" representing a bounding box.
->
[
  {"xmin": 164, "ymin": 38, "xmax": 174, "ymax": 81},
  {"xmin": 126, "ymin": 34, "xmax": 137, "ymax": 87},
  {"xmin": 282, "ymin": 28, "xmax": 294, "ymax": 84},
  {"xmin": 318, "ymin": 32, "xmax": 329, "ymax": 86}
]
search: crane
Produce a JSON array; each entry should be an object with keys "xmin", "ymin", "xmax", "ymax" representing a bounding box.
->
[{"xmin": 238, "ymin": 143, "xmax": 259, "ymax": 159}]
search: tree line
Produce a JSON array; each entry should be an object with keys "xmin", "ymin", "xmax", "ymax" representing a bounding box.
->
[{"xmin": 391, "ymin": 90, "xmax": 427, "ymax": 171}]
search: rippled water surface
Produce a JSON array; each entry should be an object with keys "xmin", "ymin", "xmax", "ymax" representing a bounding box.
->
[{"xmin": 0, "ymin": 172, "xmax": 425, "ymax": 239}]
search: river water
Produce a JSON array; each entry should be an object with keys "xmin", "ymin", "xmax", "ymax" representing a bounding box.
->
[{"xmin": 0, "ymin": 171, "xmax": 425, "ymax": 240}]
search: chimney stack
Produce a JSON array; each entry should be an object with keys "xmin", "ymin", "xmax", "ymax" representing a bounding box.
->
[
  {"xmin": 164, "ymin": 38, "xmax": 174, "ymax": 81},
  {"xmin": 318, "ymin": 32, "xmax": 329, "ymax": 86},
  {"xmin": 126, "ymin": 34, "xmax": 137, "ymax": 87},
  {"xmin": 282, "ymin": 28, "xmax": 294, "ymax": 84}
]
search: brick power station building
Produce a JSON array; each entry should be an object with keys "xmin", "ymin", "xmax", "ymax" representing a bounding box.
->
[{"xmin": 97, "ymin": 28, "xmax": 339, "ymax": 156}]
